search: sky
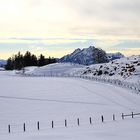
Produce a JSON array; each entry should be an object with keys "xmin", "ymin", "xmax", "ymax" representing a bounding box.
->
[{"xmin": 0, "ymin": 0, "xmax": 140, "ymax": 59}]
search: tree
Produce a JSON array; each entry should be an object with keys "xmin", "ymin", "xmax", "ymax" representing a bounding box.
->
[
  {"xmin": 14, "ymin": 52, "xmax": 24, "ymax": 70},
  {"xmin": 46, "ymin": 57, "xmax": 56, "ymax": 65},
  {"xmin": 5, "ymin": 51, "xmax": 56, "ymax": 70},
  {"xmin": 38, "ymin": 54, "xmax": 46, "ymax": 66},
  {"xmin": 23, "ymin": 51, "xmax": 32, "ymax": 67},
  {"xmin": 5, "ymin": 57, "xmax": 14, "ymax": 70},
  {"xmin": 31, "ymin": 54, "xmax": 38, "ymax": 66}
]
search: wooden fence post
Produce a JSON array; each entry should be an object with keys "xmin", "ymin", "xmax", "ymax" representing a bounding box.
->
[
  {"xmin": 122, "ymin": 113, "xmax": 124, "ymax": 120},
  {"xmin": 37, "ymin": 121, "xmax": 40, "ymax": 130},
  {"xmin": 113, "ymin": 114, "xmax": 115, "ymax": 121},
  {"xmin": 8, "ymin": 125, "xmax": 10, "ymax": 133},
  {"xmin": 23, "ymin": 123, "xmax": 26, "ymax": 132},
  {"xmin": 65, "ymin": 119, "xmax": 67, "ymax": 127},
  {"xmin": 77, "ymin": 118, "xmax": 80, "ymax": 126},
  {"xmin": 52, "ymin": 121, "xmax": 54, "ymax": 128},
  {"xmin": 89, "ymin": 117, "xmax": 92, "ymax": 124},
  {"xmin": 101, "ymin": 115, "xmax": 104, "ymax": 122},
  {"xmin": 132, "ymin": 112, "xmax": 134, "ymax": 118}
]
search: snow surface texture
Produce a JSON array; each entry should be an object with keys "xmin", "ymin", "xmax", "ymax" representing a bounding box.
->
[{"xmin": 0, "ymin": 70, "xmax": 140, "ymax": 140}]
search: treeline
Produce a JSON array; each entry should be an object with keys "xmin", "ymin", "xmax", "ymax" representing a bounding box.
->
[{"xmin": 5, "ymin": 51, "xmax": 56, "ymax": 70}]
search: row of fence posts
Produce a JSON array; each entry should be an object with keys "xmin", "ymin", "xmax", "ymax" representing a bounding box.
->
[
  {"xmin": 8, "ymin": 112, "xmax": 137, "ymax": 133},
  {"xmin": 7, "ymin": 114, "xmax": 118, "ymax": 133},
  {"xmin": 122, "ymin": 112, "xmax": 135, "ymax": 120}
]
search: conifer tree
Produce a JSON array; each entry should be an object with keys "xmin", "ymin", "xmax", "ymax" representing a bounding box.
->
[
  {"xmin": 38, "ymin": 54, "xmax": 46, "ymax": 66},
  {"xmin": 5, "ymin": 57, "xmax": 14, "ymax": 70}
]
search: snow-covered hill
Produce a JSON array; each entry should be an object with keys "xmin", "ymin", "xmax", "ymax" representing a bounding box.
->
[
  {"xmin": 22, "ymin": 55, "xmax": 140, "ymax": 85},
  {"xmin": 23, "ymin": 63, "xmax": 84, "ymax": 76},
  {"xmin": 73, "ymin": 55, "xmax": 140, "ymax": 84}
]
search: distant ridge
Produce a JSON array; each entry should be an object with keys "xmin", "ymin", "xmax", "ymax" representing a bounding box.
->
[{"xmin": 107, "ymin": 52, "xmax": 124, "ymax": 61}]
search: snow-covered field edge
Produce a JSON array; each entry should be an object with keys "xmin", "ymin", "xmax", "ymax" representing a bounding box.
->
[{"xmin": 21, "ymin": 73, "xmax": 140, "ymax": 94}]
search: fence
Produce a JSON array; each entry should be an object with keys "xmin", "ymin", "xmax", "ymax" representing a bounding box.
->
[
  {"xmin": 22, "ymin": 73, "xmax": 140, "ymax": 94},
  {"xmin": 122, "ymin": 112, "xmax": 140, "ymax": 119},
  {"xmin": 0, "ymin": 112, "xmax": 138, "ymax": 134}
]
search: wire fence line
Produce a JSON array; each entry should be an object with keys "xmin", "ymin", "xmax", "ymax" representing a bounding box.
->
[
  {"xmin": 0, "ymin": 112, "xmax": 139, "ymax": 135},
  {"xmin": 22, "ymin": 73, "xmax": 140, "ymax": 94}
]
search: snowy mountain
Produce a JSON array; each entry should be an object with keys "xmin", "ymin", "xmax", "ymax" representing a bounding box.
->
[
  {"xmin": 59, "ymin": 46, "xmax": 96, "ymax": 65},
  {"xmin": 59, "ymin": 46, "xmax": 124, "ymax": 65}
]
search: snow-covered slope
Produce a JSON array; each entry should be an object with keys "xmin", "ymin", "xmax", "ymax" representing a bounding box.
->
[
  {"xmin": 23, "ymin": 63, "xmax": 84, "ymax": 76},
  {"xmin": 22, "ymin": 55, "xmax": 140, "ymax": 85},
  {"xmin": 73, "ymin": 55, "xmax": 140, "ymax": 84}
]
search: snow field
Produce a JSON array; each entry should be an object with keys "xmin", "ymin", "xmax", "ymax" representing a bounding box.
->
[{"xmin": 0, "ymin": 71, "xmax": 140, "ymax": 139}]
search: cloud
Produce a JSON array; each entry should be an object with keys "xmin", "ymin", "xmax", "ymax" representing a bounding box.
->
[
  {"xmin": 105, "ymin": 40, "xmax": 140, "ymax": 56},
  {"xmin": 0, "ymin": 0, "xmax": 139, "ymax": 39},
  {"xmin": 110, "ymin": 40, "xmax": 140, "ymax": 49},
  {"xmin": 0, "ymin": 0, "xmax": 139, "ymax": 58},
  {"xmin": 27, "ymin": 0, "xmax": 43, "ymax": 7}
]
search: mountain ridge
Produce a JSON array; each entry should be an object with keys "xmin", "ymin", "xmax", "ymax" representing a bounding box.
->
[{"xmin": 59, "ymin": 46, "xmax": 124, "ymax": 65}]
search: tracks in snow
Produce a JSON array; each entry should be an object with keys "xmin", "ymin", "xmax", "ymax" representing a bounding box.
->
[{"xmin": 0, "ymin": 95, "xmax": 107, "ymax": 106}]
